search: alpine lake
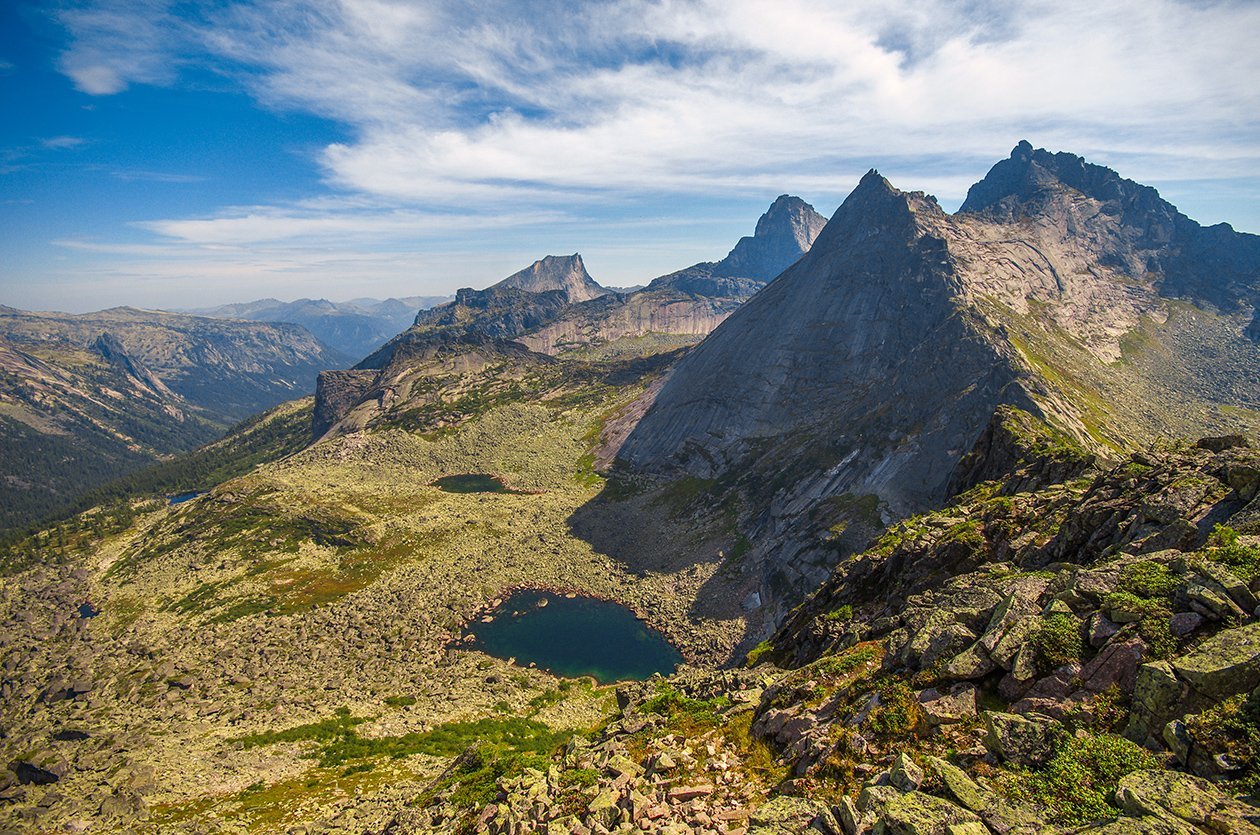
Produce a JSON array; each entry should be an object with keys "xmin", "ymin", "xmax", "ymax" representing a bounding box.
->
[{"xmin": 463, "ymin": 589, "xmax": 683, "ymax": 684}]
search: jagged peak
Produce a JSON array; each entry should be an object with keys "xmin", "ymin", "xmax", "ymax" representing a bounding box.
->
[
  {"xmin": 710, "ymin": 195, "xmax": 827, "ymax": 281},
  {"xmin": 959, "ymin": 141, "xmax": 1169, "ymax": 218},
  {"xmin": 808, "ymin": 169, "xmax": 925, "ymax": 254},
  {"xmin": 492, "ymin": 253, "xmax": 608, "ymax": 303}
]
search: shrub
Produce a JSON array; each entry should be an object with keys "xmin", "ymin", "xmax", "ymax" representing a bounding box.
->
[
  {"xmin": 384, "ymin": 695, "xmax": 416, "ymax": 708},
  {"xmin": 866, "ymin": 677, "xmax": 921, "ymax": 738},
  {"xmin": 824, "ymin": 604, "xmax": 853, "ymax": 623},
  {"xmin": 1033, "ymin": 613, "xmax": 1084, "ymax": 670},
  {"xmin": 996, "ymin": 733, "xmax": 1159, "ymax": 825},
  {"xmin": 1115, "ymin": 560, "xmax": 1177, "ymax": 599},
  {"xmin": 1207, "ymin": 524, "xmax": 1260, "ymax": 580}
]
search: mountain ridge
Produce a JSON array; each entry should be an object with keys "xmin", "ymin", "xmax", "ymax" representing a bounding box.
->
[{"xmin": 614, "ymin": 143, "xmax": 1260, "ymax": 616}]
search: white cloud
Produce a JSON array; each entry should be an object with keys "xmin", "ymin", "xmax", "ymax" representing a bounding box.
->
[
  {"xmin": 56, "ymin": 0, "xmax": 188, "ymax": 95},
  {"xmin": 192, "ymin": 0, "xmax": 1260, "ymax": 206}
]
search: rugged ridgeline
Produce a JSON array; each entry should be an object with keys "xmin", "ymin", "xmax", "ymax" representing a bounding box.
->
[
  {"xmin": 615, "ymin": 143, "xmax": 1260, "ymax": 620},
  {"xmin": 0, "ymin": 306, "xmax": 348, "ymax": 529},
  {"xmin": 189, "ymin": 295, "xmax": 451, "ymax": 361},
  {"xmin": 312, "ymin": 198, "xmax": 825, "ymax": 438}
]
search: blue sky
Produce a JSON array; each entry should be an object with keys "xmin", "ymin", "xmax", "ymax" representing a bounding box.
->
[{"xmin": 2, "ymin": 0, "xmax": 1259, "ymax": 312}]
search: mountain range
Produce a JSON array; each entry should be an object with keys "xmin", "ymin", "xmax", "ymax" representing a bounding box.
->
[
  {"xmin": 187, "ymin": 295, "xmax": 451, "ymax": 360},
  {"xmin": 0, "ymin": 306, "xmax": 348, "ymax": 528},
  {"xmin": 1, "ymin": 144, "xmax": 1259, "ymax": 834},
  {"xmin": 613, "ymin": 141, "xmax": 1260, "ymax": 615},
  {"xmin": 312, "ymin": 195, "xmax": 827, "ymax": 436}
]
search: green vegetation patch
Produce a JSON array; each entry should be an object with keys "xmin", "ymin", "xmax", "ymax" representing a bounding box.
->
[
  {"xmin": 1101, "ymin": 592, "xmax": 1176, "ymax": 659},
  {"xmin": 1115, "ymin": 560, "xmax": 1178, "ymax": 599},
  {"xmin": 1033, "ymin": 612, "xmax": 1084, "ymax": 670},
  {"xmin": 995, "ymin": 732, "xmax": 1160, "ymax": 826},
  {"xmin": 1206, "ymin": 524, "xmax": 1260, "ymax": 580},
  {"xmin": 235, "ymin": 708, "xmax": 573, "ymax": 769},
  {"xmin": 639, "ymin": 683, "xmax": 733, "ymax": 733}
]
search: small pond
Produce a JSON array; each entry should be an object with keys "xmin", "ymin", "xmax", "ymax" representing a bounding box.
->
[
  {"xmin": 463, "ymin": 589, "xmax": 682, "ymax": 684},
  {"xmin": 77, "ymin": 603, "xmax": 99, "ymax": 619},
  {"xmin": 169, "ymin": 491, "xmax": 206, "ymax": 505},
  {"xmin": 432, "ymin": 474, "xmax": 516, "ymax": 494}
]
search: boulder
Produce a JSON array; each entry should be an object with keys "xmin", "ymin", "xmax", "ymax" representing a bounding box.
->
[
  {"xmin": 925, "ymin": 756, "xmax": 1047, "ymax": 835},
  {"xmin": 749, "ymin": 795, "xmax": 827, "ymax": 834},
  {"xmin": 1126, "ymin": 661, "xmax": 1187, "ymax": 747},
  {"xmin": 876, "ymin": 792, "xmax": 986, "ymax": 835},
  {"xmin": 983, "ymin": 712, "xmax": 1061, "ymax": 767},
  {"xmin": 1227, "ymin": 461, "xmax": 1260, "ymax": 502},
  {"xmin": 1114, "ymin": 768, "xmax": 1260, "ymax": 834},
  {"xmin": 1078, "ymin": 638, "xmax": 1147, "ymax": 694},
  {"xmin": 1171, "ymin": 621, "xmax": 1260, "ymax": 700},
  {"xmin": 1087, "ymin": 612, "xmax": 1120, "ymax": 649},
  {"xmin": 889, "ymin": 753, "xmax": 924, "ymax": 792},
  {"xmin": 919, "ymin": 684, "xmax": 978, "ymax": 728},
  {"xmin": 9, "ymin": 751, "xmax": 68, "ymax": 785}
]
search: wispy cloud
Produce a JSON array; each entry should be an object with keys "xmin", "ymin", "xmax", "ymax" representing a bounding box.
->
[
  {"xmin": 41, "ymin": 136, "xmax": 87, "ymax": 150},
  {"xmin": 56, "ymin": 0, "xmax": 191, "ymax": 94},
  {"xmin": 110, "ymin": 169, "xmax": 205, "ymax": 183}
]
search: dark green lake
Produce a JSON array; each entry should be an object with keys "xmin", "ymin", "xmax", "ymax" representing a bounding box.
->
[
  {"xmin": 464, "ymin": 590, "xmax": 682, "ymax": 684},
  {"xmin": 432, "ymin": 474, "xmax": 513, "ymax": 493}
]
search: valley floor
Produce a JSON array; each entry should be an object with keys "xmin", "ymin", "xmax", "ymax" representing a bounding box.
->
[{"xmin": 0, "ymin": 394, "xmax": 756, "ymax": 833}]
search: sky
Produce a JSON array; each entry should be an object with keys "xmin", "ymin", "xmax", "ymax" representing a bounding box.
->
[{"xmin": 2, "ymin": 0, "xmax": 1259, "ymax": 312}]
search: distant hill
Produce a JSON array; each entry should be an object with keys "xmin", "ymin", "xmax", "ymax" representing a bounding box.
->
[
  {"xmin": 0, "ymin": 306, "xmax": 347, "ymax": 528},
  {"xmin": 189, "ymin": 295, "xmax": 452, "ymax": 360}
]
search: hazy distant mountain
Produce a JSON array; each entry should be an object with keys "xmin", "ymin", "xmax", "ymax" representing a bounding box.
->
[
  {"xmin": 0, "ymin": 305, "xmax": 348, "ymax": 528},
  {"xmin": 190, "ymin": 295, "xmax": 451, "ymax": 360}
]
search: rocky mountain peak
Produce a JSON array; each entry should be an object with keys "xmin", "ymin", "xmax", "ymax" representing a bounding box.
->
[
  {"xmin": 492, "ymin": 253, "xmax": 608, "ymax": 303},
  {"xmin": 960, "ymin": 142, "xmax": 1260, "ymax": 313},
  {"xmin": 711, "ymin": 195, "xmax": 827, "ymax": 281},
  {"xmin": 808, "ymin": 168, "xmax": 940, "ymax": 255},
  {"xmin": 960, "ymin": 140, "xmax": 1167, "ymax": 219}
]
